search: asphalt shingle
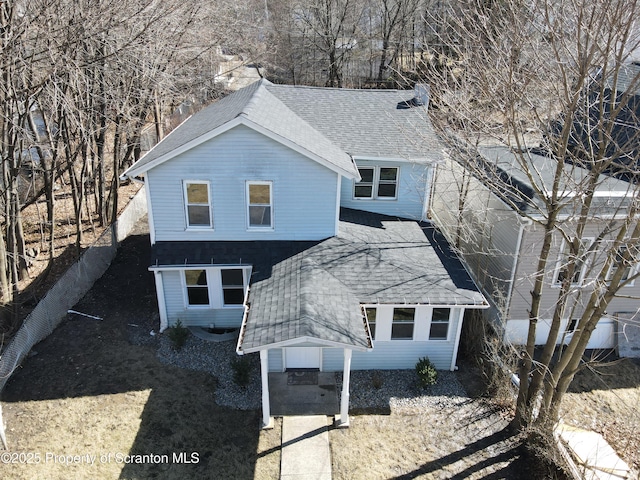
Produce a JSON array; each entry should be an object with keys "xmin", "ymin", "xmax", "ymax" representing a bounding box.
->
[{"xmin": 152, "ymin": 209, "xmax": 486, "ymax": 352}]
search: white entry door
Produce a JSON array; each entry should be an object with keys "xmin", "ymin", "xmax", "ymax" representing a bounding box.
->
[{"xmin": 285, "ymin": 347, "xmax": 321, "ymax": 370}]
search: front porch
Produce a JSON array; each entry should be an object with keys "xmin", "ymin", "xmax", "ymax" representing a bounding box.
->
[{"xmin": 268, "ymin": 371, "xmax": 339, "ymax": 416}]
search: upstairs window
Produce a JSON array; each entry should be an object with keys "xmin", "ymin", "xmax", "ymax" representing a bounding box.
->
[
  {"xmin": 606, "ymin": 245, "xmax": 639, "ymax": 286},
  {"xmin": 247, "ymin": 181, "xmax": 273, "ymax": 229},
  {"xmin": 354, "ymin": 166, "xmax": 398, "ymax": 200},
  {"xmin": 184, "ymin": 181, "xmax": 212, "ymax": 228},
  {"xmin": 391, "ymin": 307, "xmax": 415, "ymax": 339},
  {"xmin": 222, "ymin": 269, "xmax": 245, "ymax": 305},
  {"xmin": 185, "ymin": 269, "xmax": 209, "ymax": 306},
  {"xmin": 429, "ymin": 308, "xmax": 450, "ymax": 340},
  {"xmin": 554, "ymin": 238, "xmax": 593, "ymax": 286}
]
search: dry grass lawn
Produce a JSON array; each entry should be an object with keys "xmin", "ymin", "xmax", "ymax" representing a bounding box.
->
[
  {"xmin": 560, "ymin": 357, "xmax": 640, "ymax": 473},
  {"xmin": 1, "ymin": 225, "xmax": 639, "ymax": 479}
]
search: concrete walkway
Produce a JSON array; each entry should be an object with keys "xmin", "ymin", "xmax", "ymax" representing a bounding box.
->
[{"xmin": 281, "ymin": 415, "xmax": 332, "ymax": 480}]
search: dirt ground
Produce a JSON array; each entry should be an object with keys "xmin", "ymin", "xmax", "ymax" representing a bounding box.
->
[
  {"xmin": 561, "ymin": 355, "xmax": 640, "ymax": 473},
  {"xmin": 0, "ymin": 224, "xmax": 638, "ymax": 479}
]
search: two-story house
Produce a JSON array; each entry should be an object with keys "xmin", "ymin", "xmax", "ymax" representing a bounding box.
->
[
  {"xmin": 430, "ymin": 145, "xmax": 639, "ymax": 354},
  {"xmin": 122, "ymin": 79, "xmax": 487, "ymax": 426}
]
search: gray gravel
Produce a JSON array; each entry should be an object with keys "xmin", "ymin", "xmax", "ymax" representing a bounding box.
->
[{"xmin": 157, "ymin": 331, "xmax": 471, "ymax": 412}]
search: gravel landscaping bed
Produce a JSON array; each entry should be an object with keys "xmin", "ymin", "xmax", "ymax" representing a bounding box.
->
[
  {"xmin": 157, "ymin": 332, "xmax": 472, "ymax": 413},
  {"xmin": 157, "ymin": 334, "xmax": 262, "ymax": 410}
]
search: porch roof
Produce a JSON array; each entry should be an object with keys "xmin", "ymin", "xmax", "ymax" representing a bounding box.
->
[{"xmin": 151, "ymin": 209, "xmax": 487, "ymax": 352}]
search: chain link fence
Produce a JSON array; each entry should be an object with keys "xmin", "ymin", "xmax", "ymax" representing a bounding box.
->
[{"xmin": 0, "ymin": 187, "xmax": 148, "ymax": 393}]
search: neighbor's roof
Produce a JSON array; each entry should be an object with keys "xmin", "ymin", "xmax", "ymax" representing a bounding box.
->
[
  {"xmin": 477, "ymin": 146, "xmax": 636, "ymax": 217},
  {"xmin": 151, "ymin": 208, "xmax": 487, "ymax": 352},
  {"xmin": 123, "ymin": 79, "xmax": 440, "ymax": 179},
  {"xmin": 603, "ymin": 62, "xmax": 640, "ymax": 96}
]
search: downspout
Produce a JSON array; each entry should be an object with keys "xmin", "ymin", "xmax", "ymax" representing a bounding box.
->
[{"xmin": 504, "ymin": 217, "xmax": 532, "ymax": 321}]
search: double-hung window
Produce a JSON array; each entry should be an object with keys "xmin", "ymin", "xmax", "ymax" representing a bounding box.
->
[
  {"xmin": 185, "ymin": 269, "xmax": 209, "ymax": 306},
  {"xmin": 247, "ymin": 181, "xmax": 273, "ymax": 229},
  {"xmin": 391, "ymin": 307, "xmax": 415, "ymax": 339},
  {"xmin": 554, "ymin": 238, "xmax": 593, "ymax": 285},
  {"xmin": 606, "ymin": 245, "xmax": 639, "ymax": 286},
  {"xmin": 353, "ymin": 166, "xmax": 398, "ymax": 200},
  {"xmin": 184, "ymin": 267, "xmax": 249, "ymax": 309},
  {"xmin": 184, "ymin": 181, "xmax": 212, "ymax": 228},
  {"xmin": 365, "ymin": 307, "xmax": 377, "ymax": 340},
  {"xmin": 221, "ymin": 269, "xmax": 245, "ymax": 305},
  {"xmin": 429, "ymin": 308, "xmax": 450, "ymax": 340}
]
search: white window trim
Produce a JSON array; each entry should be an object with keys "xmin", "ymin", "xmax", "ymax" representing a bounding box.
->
[
  {"xmin": 428, "ymin": 307, "xmax": 451, "ymax": 341},
  {"xmin": 606, "ymin": 246, "xmax": 639, "ymax": 287},
  {"xmin": 552, "ymin": 237, "xmax": 594, "ymax": 287},
  {"xmin": 183, "ymin": 180, "xmax": 213, "ymax": 230},
  {"xmin": 182, "ymin": 267, "xmax": 251, "ymax": 310},
  {"xmin": 246, "ymin": 181, "xmax": 274, "ymax": 230},
  {"xmin": 390, "ymin": 306, "xmax": 415, "ymax": 340},
  {"xmin": 353, "ymin": 166, "xmax": 399, "ymax": 201},
  {"xmin": 182, "ymin": 268, "xmax": 212, "ymax": 309},
  {"xmin": 221, "ymin": 268, "xmax": 250, "ymax": 307}
]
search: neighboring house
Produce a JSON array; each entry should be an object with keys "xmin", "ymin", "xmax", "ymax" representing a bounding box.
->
[
  {"xmin": 430, "ymin": 145, "xmax": 639, "ymax": 352},
  {"xmin": 122, "ymin": 79, "xmax": 487, "ymax": 426},
  {"xmin": 556, "ymin": 62, "xmax": 640, "ymax": 175}
]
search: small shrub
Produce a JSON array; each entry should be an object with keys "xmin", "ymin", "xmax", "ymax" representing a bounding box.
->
[
  {"xmin": 416, "ymin": 357, "xmax": 438, "ymax": 388},
  {"xmin": 371, "ymin": 371, "xmax": 384, "ymax": 389},
  {"xmin": 231, "ymin": 356, "xmax": 253, "ymax": 388},
  {"xmin": 167, "ymin": 320, "xmax": 189, "ymax": 350}
]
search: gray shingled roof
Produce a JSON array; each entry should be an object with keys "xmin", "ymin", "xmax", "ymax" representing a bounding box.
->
[
  {"xmin": 123, "ymin": 79, "xmax": 441, "ymax": 178},
  {"xmin": 151, "ymin": 209, "xmax": 486, "ymax": 352},
  {"xmin": 477, "ymin": 146, "xmax": 636, "ymax": 217},
  {"xmin": 267, "ymin": 83, "xmax": 441, "ymax": 161}
]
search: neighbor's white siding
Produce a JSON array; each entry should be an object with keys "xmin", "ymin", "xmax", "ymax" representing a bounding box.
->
[
  {"xmin": 147, "ymin": 125, "xmax": 339, "ymax": 242},
  {"xmin": 340, "ymin": 160, "xmax": 432, "ymax": 220}
]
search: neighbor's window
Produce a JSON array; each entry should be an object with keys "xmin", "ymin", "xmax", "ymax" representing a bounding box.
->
[
  {"xmin": 554, "ymin": 238, "xmax": 593, "ymax": 285},
  {"xmin": 221, "ymin": 269, "xmax": 245, "ymax": 305},
  {"xmin": 247, "ymin": 181, "xmax": 273, "ymax": 228},
  {"xmin": 185, "ymin": 270, "xmax": 209, "ymax": 306},
  {"xmin": 391, "ymin": 307, "xmax": 415, "ymax": 339},
  {"xmin": 429, "ymin": 308, "xmax": 450, "ymax": 340},
  {"xmin": 365, "ymin": 307, "xmax": 377, "ymax": 340},
  {"xmin": 606, "ymin": 246, "xmax": 639, "ymax": 286},
  {"xmin": 184, "ymin": 181, "xmax": 212, "ymax": 228},
  {"xmin": 353, "ymin": 166, "xmax": 398, "ymax": 200}
]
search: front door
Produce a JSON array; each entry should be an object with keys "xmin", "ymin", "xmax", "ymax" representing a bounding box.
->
[{"xmin": 285, "ymin": 347, "xmax": 321, "ymax": 370}]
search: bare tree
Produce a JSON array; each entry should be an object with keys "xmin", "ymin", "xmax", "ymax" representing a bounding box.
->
[{"xmin": 426, "ymin": 0, "xmax": 640, "ymax": 433}]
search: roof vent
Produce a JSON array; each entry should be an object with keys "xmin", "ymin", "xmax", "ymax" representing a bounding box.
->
[{"xmin": 414, "ymin": 83, "xmax": 430, "ymax": 108}]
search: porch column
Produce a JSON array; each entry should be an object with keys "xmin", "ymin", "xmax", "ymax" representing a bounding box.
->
[
  {"xmin": 260, "ymin": 350, "xmax": 273, "ymax": 429},
  {"xmin": 339, "ymin": 348, "xmax": 352, "ymax": 427}
]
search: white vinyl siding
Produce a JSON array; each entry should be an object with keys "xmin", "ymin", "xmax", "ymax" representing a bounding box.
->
[
  {"xmin": 148, "ymin": 125, "xmax": 339, "ymax": 241},
  {"xmin": 341, "ymin": 160, "xmax": 432, "ymax": 220}
]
